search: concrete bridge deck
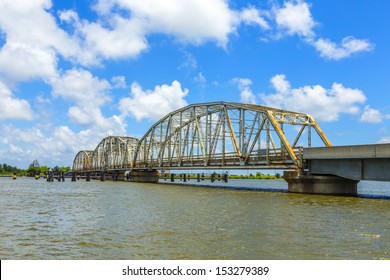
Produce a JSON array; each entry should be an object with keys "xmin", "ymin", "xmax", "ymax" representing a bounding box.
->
[{"xmin": 303, "ymin": 143, "xmax": 390, "ymax": 181}]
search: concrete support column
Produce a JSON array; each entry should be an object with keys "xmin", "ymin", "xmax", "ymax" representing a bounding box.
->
[
  {"xmin": 130, "ymin": 170, "xmax": 159, "ymax": 183},
  {"xmin": 284, "ymin": 171, "xmax": 359, "ymax": 196},
  {"xmin": 116, "ymin": 171, "xmax": 127, "ymax": 181},
  {"xmin": 71, "ymin": 172, "xmax": 76, "ymax": 182}
]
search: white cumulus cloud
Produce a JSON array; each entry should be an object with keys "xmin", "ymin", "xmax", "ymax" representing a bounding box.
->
[
  {"xmin": 232, "ymin": 78, "xmax": 257, "ymax": 104},
  {"xmin": 274, "ymin": 1, "xmax": 316, "ymax": 38},
  {"xmin": 359, "ymin": 106, "xmax": 390, "ymax": 123},
  {"xmin": 272, "ymin": 1, "xmax": 373, "ymax": 59},
  {"xmin": 0, "ymin": 81, "xmax": 34, "ymax": 121},
  {"xmin": 312, "ymin": 37, "xmax": 374, "ymax": 60},
  {"xmin": 194, "ymin": 72, "xmax": 207, "ymax": 87},
  {"xmin": 50, "ymin": 68, "xmax": 126, "ymax": 133},
  {"xmin": 260, "ymin": 74, "xmax": 367, "ymax": 122},
  {"xmin": 119, "ymin": 81, "xmax": 189, "ymax": 121},
  {"xmin": 0, "ymin": 0, "xmax": 82, "ymax": 80},
  {"xmin": 0, "ymin": 42, "xmax": 58, "ymax": 82},
  {"xmin": 50, "ymin": 68, "xmax": 111, "ymax": 106},
  {"xmin": 378, "ymin": 137, "xmax": 390, "ymax": 144},
  {"xmin": 240, "ymin": 6, "xmax": 270, "ymax": 30},
  {"xmin": 93, "ymin": 0, "xmax": 237, "ymax": 47},
  {"xmin": 79, "ymin": 19, "xmax": 149, "ymax": 61},
  {"xmin": 0, "ymin": 123, "xmax": 122, "ymax": 167}
]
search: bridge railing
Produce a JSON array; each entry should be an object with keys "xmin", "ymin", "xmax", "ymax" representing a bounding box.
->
[{"xmin": 135, "ymin": 147, "xmax": 303, "ymax": 170}]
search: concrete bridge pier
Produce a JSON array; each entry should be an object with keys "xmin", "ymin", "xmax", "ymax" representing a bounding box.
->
[
  {"xmin": 130, "ymin": 169, "xmax": 159, "ymax": 183},
  {"xmin": 284, "ymin": 171, "xmax": 359, "ymax": 196}
]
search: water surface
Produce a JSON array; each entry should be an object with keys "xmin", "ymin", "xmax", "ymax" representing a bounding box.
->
[{"xmin": 1, "ymin": 177, "xmax": 389, "ymax": 259}]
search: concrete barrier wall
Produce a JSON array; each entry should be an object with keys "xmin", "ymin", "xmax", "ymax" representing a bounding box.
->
[{"xmin": 304, "ymin": 143, "xmax": 390, "ymax": 159}]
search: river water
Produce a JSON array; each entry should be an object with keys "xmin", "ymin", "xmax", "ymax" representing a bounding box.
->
[{"xmin": 1, "ymin": 177, "xmax": 389, "ymax": 260}]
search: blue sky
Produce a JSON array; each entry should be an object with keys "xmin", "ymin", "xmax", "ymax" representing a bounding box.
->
[{"xmin": 0, "ymin": 0, "xmax": 389, "ymax": 168}]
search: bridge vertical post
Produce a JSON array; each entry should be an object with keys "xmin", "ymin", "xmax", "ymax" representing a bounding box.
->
[
  {"xmin": 223, "ymin": 172, "xmax": 228, "ymax": 183},
  {"xmin": 47, "ymin": 170, "xmax": 54, "ymax": 182},
  {"xmin": 171, "ymin": 173, "xmax": 175, "ymax": 182},
  {"xmin": 205, "ymin": 105, "xmax": 209, "ymax": 162},
  {"xmin": 197, "ymin": 174, "xmax": 200, "ymax": 182},
  {"xmin": 179, "ymin": 111, "xmax": 183, "ymax": 166},
  {"xmin": 239, "ymin": 108, "xmax": 245, "ymax": 156},
  {"xmin": 71, "ymin": 172, "xmax": 76, "ymax": 182},
  {"xmin": 86, "ymin": 172, "xmax": 90, "ymax": 181},
  {"xmin": 299, "ymin": 146, "xmax": 303, "ymax": 169},
  {"xmin": 183, "ymin": 174, "xmax": 187, "ymax": 182},
  {"xmin": 129, "ymin": 170, "xmax": 159, "ymax": 182},
  {"xmin": 222, "ymin": 108, "xmax": 226, "ymax": 166},
  {"xmin": 266, "ymin": 120, "xmax": 270, "ymax": 165}
]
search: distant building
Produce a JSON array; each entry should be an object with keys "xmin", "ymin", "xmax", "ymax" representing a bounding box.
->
[{"xmin": 31, "ymin": 159, "xmax": 40, "ymax": 167}]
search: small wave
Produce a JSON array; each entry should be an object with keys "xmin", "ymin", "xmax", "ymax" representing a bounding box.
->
[
  {"xmin": 76, "ymin": 241, "xmax": 103, "ymax": 248},
  {"xmin": 357, "ymin": 194, "xmax": 390, "ymax": 200},
  {"xmin": 358, "ymin": 233, "xmax": 381, "ymax": 238}
]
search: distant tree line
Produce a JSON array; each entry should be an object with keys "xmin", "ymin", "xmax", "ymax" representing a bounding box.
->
[
  {"xmin": 27, "ymin": 165, "xmax": 71, "ymax": 176},
  {"xmin": 229, "ymin": 172, "xmax": 282, "ymax": 179},
  {"xmin": 0, "ymin": 162, "xmax": 71, "ymax": 177},
  {"xmin": 0, "ymin": 163, "xmax": 23, "ymax": 175}
]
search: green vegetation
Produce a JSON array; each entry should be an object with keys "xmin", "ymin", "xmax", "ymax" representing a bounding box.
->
[
  {"xmin": 0, "ymin": 161, "xmax": 71, "ymax": 177},
  {"xmin": 229, "ymin": 172, "xmax": 282, "ymax": 180},
  {"xmin": 0, "ymin": 163, "xmax": 25, "ymax": 176},
  {"xmin": 26, "ymin": 165, "xmax": 70, "ymax": 177},
  {"xmin": 160, "ymin": 171, "xmax": 282, "ymax": 180}
]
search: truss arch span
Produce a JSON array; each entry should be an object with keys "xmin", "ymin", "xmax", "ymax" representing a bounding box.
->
[
  {"xmin": 90, "ymin": 136, "xmax": 139, "ymax": 171},
  {"xmin": 134, "ymin": 101, "xmax": 331, "ymax": 170},
  {"xmin": 72, "ymin": 150, "xmax": 94, "ymax": 172}
]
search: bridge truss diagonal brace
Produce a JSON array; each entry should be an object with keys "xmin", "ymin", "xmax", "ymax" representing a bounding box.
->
[
  {"xmin": 266, "ymin": 110, "xmax": 300, "ymax": 168},
  {"xmin": 310, "ymin": 117, "xmax": 332, "ymax": 147}
]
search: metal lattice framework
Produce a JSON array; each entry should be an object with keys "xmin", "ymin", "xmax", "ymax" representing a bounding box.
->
[
  {"xmin": 73, "ymin": 136, "xmax": 138, "ymax": 171},
  {"xmin": 72, "ymin": 150, "xmax": 94, "ymax": 171},
  {"xmin": 134, "ymin": 102, "xmax": 331, "ymax": 170},
  {"xmin": 72, "ymin": 102, "xmax": 332, "ymax": 171},
  {"xmin": 89, "ymin": 136, "xmax": 139, "ymax": 170}
]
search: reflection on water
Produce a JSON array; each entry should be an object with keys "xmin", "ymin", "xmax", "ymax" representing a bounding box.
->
[{"xmin": 0, "ymin": 177, "xmax": 389, "ymax": 259}]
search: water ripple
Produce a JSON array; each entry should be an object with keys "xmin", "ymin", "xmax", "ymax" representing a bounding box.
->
[{"xmin": 1, "ymin": 177, "xmax": 390, "ymax": 259}]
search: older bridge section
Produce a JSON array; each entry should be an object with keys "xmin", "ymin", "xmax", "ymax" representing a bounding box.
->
[
  {"xmin": 73, "ymin": 101, "xmax": 331, "ymax": 173},
  {"xmin": 71, "ymin": 101, "xmax": 390, "ymax": 196},
  {"xmin": 133, "ymin": 102, "xmax": 330, "ymax": 170}
]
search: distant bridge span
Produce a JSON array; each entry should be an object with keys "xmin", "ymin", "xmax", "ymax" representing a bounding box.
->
[{"xmin": 72, "ymin": 102, "xmax": 332, "ymax": 172}]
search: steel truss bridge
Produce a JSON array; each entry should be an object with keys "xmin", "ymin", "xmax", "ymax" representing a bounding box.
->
[{"xmin": 72, "ymin": 102, "xmax": 332, "ymax": 173}]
